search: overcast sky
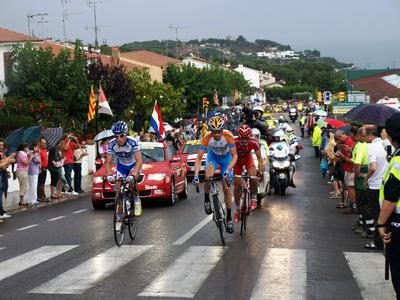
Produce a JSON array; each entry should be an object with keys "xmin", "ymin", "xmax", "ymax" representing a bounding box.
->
[{"xmin": 0, "ymin": 0, "xmax": 399, "ymax": 68}]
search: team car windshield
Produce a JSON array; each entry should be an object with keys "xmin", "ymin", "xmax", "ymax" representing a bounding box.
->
[
  {"xmin": 141, "ymin": 147, "xmax": 165, "ymax": 162},
  {"xmin": 183, "ymin": 144, "xmax": 200, "ymax": 154}
]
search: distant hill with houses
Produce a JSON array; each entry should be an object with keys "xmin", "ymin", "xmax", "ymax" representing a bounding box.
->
[{"xmin": 117, "ymin": 35, "xmax": 354, "ymax": 70}]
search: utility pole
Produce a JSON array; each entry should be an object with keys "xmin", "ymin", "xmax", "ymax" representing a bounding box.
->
[{"xmin": 169, "ymin": 25, "xmax": 185, "ymax": 58}]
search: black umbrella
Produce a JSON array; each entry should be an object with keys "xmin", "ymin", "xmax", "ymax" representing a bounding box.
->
[
  {"xmin": 5, "ymin": 126, "xmax": 41, "ymax": 154},
  {"xmin": 41, "ymin": 127, "xmax": 64, "ymax": 149},
  {"xmin": 344, "ymin": 104, "xmax": 399, "ymax": 127}
]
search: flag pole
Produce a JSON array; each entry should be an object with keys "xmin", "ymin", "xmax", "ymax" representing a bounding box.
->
[{"xmin": 95, "ymin": 85, "xmax": 100, "ymax": 159}]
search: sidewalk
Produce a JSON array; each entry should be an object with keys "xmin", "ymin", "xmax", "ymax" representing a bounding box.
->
[{"xmin": 3, "ymin": 175, "xmax": 93, "ymax": 214}]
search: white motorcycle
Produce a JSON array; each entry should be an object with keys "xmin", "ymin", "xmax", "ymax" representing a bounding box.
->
[{"xmin": 268, "ymin": 141, "xmax": 300, "ymax": 195}]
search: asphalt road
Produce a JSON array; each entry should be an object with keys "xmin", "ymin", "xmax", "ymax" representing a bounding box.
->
[{"xmin": 0, "ymin": 122, "xmax": 395, "ymax": 299}]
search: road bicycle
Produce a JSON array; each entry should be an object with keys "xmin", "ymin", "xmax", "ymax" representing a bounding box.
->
[
  {"xmin": 235, "ymin": 171, "xmax": 258, "ymax": 236},
  {"xmin": 112, "ymin": 176, "xmax": 139, "ymax": 247},
  {"xmin": 196, "ymin": 176, "xmax": 227, "ymax": 245}
]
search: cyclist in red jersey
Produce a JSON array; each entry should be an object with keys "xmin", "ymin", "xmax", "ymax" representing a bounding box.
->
[{"xmin": 233, "ymin": 124, "xmax": 265, "ymax": 223}]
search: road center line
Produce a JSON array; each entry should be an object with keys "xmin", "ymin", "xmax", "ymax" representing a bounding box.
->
[
  {"xmin": 48, "ymin": 216, "xmax": 65, "ymax": 222},
  {"xmin": 0, "ymin": 235, "xmax": 4, "ymax": 237},
  {"xmin": 16, "ymin": 224, "xmax": 38, "ymax": 231},
  {"xmin": 72, "ymin": 209, "xmax": 88, "ymax": 214},
  {"xmin": 173, "ymin": 215, "xmax": 212, "ymax": 245}
]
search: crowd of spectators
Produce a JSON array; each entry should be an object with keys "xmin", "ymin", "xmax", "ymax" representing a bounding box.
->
[
  {"xmin": 315, "ymin": 123, "xmax": 394, "ymax": 250},
  {"xmin": 0, "ymin": 134, "xmax": 88, "ymax": 222}
]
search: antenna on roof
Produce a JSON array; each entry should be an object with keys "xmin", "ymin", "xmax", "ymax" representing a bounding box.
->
[
  {"xmin": 87, "ymin": 0, "xmax": 110, "ymax": 49},
  {"xmin": 60, "ymin": 0, "xmax": 80, "ymax": 42},
  {"xmin": 169, "ymin": 24, "xmax": 186, "ymax": 58},
  {"xmin": 27, "ymin": 12, "xmax": 49, "ymax": 38}
]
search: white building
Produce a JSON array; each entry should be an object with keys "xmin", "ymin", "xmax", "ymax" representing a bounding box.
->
[
  {"xmin": 182, "ymin": 55, "xmax": 212, "ymax": 69},
  {"xmin": 0, "ymin": 27, "xmax": 41, "ymax": 98},
  {"xmin": 235, "ymin": 64, "xmax": 260, "ymax": 89}
]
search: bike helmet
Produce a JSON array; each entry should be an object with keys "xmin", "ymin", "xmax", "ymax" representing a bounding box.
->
[
  {"xmin": 237, "ymin": 124, "xmax": 252, "ymax": 138},
  {"xmin": 272, "ymin": 129, "xmax": 285, "ymax": 142},
  {"xmin": 208, "ymin": 116, "xmax": 224, "ymax": 131},
  {"xmin": 286, "ymin": 127, "xmax": 294, "ymax": 134},
  {"xmin": 253, "ymin": 106, "xmax": 264, "ymax": 113},
  {"xmin": 111, "ymin": 121, "xmax": 128, "ymax": 135},
  {"xmin": 251, "ymin": 128, "xmax": 261, "ymax": 140}
]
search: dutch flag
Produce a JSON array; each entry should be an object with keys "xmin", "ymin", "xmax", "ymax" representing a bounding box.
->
[{"xmin": 150, "ymin": 100, "xmax": 166, "ymax": 141}]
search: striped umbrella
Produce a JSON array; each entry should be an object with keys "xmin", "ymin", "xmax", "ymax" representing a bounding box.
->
[{"xmin": 41, "ymin": 127, "xmax": 64, "ymax": 149}]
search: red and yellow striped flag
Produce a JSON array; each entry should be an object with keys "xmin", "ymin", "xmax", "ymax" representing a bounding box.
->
[{"xmin": 87, "ymin": 86, "xmax": 96, "ymax": 122}]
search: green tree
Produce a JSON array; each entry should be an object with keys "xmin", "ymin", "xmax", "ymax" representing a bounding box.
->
[
  {"xmin": 164, "ymin": 64, "xmax": 251, "ymax": 114},
  {"xmin": 128, "ymin": 68, "xmax": 184, "ymax": 130}
]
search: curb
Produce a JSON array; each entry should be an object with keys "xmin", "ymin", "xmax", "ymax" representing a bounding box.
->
[{"xmin": 7, "ymin": 192, "xmax": 91, "ymax": 215}]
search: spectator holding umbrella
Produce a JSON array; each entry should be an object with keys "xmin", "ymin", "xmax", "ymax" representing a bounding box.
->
[
  {"xmin": 16, "ymin": 143, "xmax": 34, "ymax": 206},
  {"xmin": 48, "ymin": 142, "xmax": 63, "ymax": 199}
]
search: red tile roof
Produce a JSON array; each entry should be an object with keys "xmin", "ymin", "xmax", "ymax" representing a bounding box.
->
[
  {"xmin": 86, "ymin": 52, "xmax": 141, "ymax": 71},
  {"xmin": 38, "ymin": 41, "xmax": 141, "ymax": 71},
  {"xmin": 0, "ymin": 27, "xmax": 40, "ymax": 43},
  {"xmin": 120, "ymin": 50, "xmax": 180, "ymax": 67},
  {"xmin": 350, "ymin": 70, "xmax": 400, "ymax": 103}
]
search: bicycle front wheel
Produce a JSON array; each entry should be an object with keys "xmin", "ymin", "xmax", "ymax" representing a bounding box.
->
[
  {"xmin": 113, "ymin": 197, "xmax": 125, "ymax": 247},
  {"xmin": 213, "ymin": 195, "xmax": 225, "ymax": 246},
  {"xmin": 128, "ymin": 215, "xmax": 139, "ymax": 240}
]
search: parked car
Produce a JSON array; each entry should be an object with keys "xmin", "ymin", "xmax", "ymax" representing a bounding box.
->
[
  {"xmin": 181, "ymin": 140, "xmax": 220, "ymax": 179},
  {"xmin": 91, "ymin": 142, "xmax": 188, "ymax": 209}
]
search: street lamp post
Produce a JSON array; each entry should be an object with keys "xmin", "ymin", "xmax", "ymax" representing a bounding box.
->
[{"xmin": 182, "ymin": 96, "xmax": 187, "ymax": 118}]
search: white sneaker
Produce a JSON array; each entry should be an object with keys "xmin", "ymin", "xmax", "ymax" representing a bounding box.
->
[
  {"xmin": 71, "ymin": 191, "xmax": 79, "ymax": 196},
  {"xmin": 63, "ymin": 191, "xmax": 72, "ymax": 195},
  {"xmin": 115, "ymin": 221, "xmax": 122, "ymax": 232},
  {"xmin": 1, "ymin": 213, "xmax": 11, "ymax": 219}
]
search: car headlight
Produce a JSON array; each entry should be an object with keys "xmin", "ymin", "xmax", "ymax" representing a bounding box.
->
[
  {"xmin": 92, "ymin": 176, "xmax": 103, "ymax": 184},
  {"xmin": 148, "ymin": 173, "xmax": 167, "ymax": 181}
]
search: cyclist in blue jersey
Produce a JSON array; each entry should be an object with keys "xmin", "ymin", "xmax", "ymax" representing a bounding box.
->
[
  {"xmin": 106, "ymin": 121, "xmax": 143, "ymax": 218},
  {"xmin": 193, "ymin": 116, "xmax": 238, "ymax": 233}
]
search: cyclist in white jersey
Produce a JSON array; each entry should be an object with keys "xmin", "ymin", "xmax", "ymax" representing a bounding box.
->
[{"xmin": 106, "ymin": 121, "xmax": 143, "ymax": 217}]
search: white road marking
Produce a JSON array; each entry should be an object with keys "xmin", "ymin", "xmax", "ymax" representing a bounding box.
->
[
  {"xmin": 30, "ymin": 245, "xmax": 153, "ymax": 294},
  {"xmin": 344, "ymin": 252, "xmax": 396, "ymax": 300},
  {"xmin": 250, "ymin": 248, "xmax": 307, "ymax": 300},
  {"xmin": 16, "ymin": 224, "xmax": 38, "ymax": 231},
  {"xmin": 173, "ymin": 215, "xmax": 212, "ymax": 245},
  {"xmin": 0, "ymin": 245, "xmax": 78, "ymax": 282},
  {"xmin": 138, "ymin": 246, "xmax": 226, "ymax": 298},
  {"xmin": 72, "ymin": 209, "xmax": 88, "ymax": 214},
  {"xmin": 0, "ymin": 247, "xmax": 5, "ymax": 250},
  {"xmin": 48, "ymin": 216, "xmax": 65, "ymax": 222},
  {"xmin": 0, "ymin": 235, "xmax": 4, "ymax": 237}
]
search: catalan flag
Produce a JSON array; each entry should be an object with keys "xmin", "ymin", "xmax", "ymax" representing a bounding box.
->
[{"xmin": 87, "ymin": 86, "xmax": 96, "ymax": 122}]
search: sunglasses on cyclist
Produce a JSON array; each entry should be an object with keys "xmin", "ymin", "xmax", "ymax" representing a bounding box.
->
[
  {"xmin": 212, "ymin": 130, "xmax": 223, "ymax": 135},
  {"xmin": 115, "ymin": 134, "xmax": 126, "ymax": 138}
]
